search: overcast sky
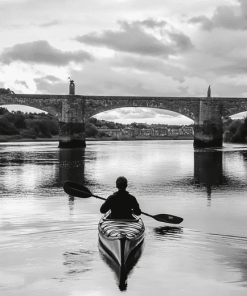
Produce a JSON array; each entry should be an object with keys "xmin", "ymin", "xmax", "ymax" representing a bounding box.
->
[{"xmin": 0, "ymin": 0, "xmax": 247, "ymax": 124}]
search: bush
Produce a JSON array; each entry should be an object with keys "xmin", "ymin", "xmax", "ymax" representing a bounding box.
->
[
  {"xmin": 4, "ymin": 112, "xmax": 15, "ymax": 122},
  {"xmin": 14, "ymin": 114, "xmax": 26, "ymax": 129},
  {"xmin": 26, "ymin": 119, "xmax": 51, "ymax": 137},
  {"xmin": 98, "ymin": 131, "xmax": 108, "ymax": 138},
  {"xmin": 228, "ymin": 120, "xmax": 242, "ymax": 134},
  {"xmin": 0, "ymin": 107, "xmax": 8, "ymax": 115},
  {"xmin": 0, "ymin": 117, "xmax": 19, "ymax": 135},
  {"xmin": 223, "ymin": 131, "xmax": 233, "ymax": 142},
  {"xmin": 20, "ymin": 130, "xmax": 37, "ymax": 139},
  {"xmin": 85, "ymin": 122, "xmax": 98, "ymax": 137},
  {"xmin": 47, "ymin": 119, "xmax": 59, "ymax": 135}
]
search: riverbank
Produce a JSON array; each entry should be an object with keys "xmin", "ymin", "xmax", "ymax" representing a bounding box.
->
[
  {"xmin": 0, "ymin": 135, "xmax": 194, "ymax": 143},
  {"xmin": 0, "ymin": 135, "xmax": 60, "ymax": 142}
]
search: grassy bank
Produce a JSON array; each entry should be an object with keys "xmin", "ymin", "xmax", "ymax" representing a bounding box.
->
[{"xmin": 0, "ymin": 135, "xmax": 60, "ymax": 142}]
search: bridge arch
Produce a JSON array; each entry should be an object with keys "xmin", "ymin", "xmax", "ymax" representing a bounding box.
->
[
  {"xmin": 221, "ymin": 98, "xmax": 247, "ymax": 118},
  {"xmin": 1, "ymin": 104, "xmax": 51, "ymax": 115},
  {"xmin": 87, "ymin": 106, "xmax": 194, "ymax": 126},
  {"xmin": 84, "ymin": 96, "xmax": 199, "ymax": 122},
  {"xmin": 225, "ymin": 108, "xmax": 247, "ymax": 118},
  {"xmin": 0, "ymin": 94, "xmax": 64, "ymax": 120}
]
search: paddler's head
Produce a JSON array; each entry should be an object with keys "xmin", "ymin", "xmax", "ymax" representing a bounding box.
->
[{"xmin": 116, "ymin": 176, "xmax": 128, "ymax": 190}]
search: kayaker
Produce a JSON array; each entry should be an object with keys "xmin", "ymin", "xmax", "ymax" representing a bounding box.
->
[{"xmin": 100, "ymin": 176, "xmax": 141, "ymax": 219}]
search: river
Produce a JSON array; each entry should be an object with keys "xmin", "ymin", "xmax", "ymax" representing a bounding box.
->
[{"xmin": 0, "ymin": 140, "xmax": 247, "ymax": 296}]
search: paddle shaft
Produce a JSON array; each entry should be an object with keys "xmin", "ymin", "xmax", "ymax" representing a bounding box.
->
[
  {"xmin": 85, "ymin": 192, "xmax": 171, "ymax": 222},
  {"xmin": 63, "ymin": 181, "xmax": 183, "ymax": 224},
  {"xmin": 92, "ymin": 193, "xmax": 106, "ymax": 201}
]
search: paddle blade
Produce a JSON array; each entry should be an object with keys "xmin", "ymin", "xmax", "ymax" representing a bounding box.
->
[
  {"xmin": 153, "ymin": 214, "xmax": 183, "ymax": 224},
  {"xmin": 63, "ymin": 181, "xmax": 92, "ymax": 198}
]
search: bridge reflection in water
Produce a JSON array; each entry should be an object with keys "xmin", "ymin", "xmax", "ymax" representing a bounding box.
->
[
  {"xmin": 58, "ymin": 148, "xmax": 85, "ymax": 186},
  {"xmin": 194, "ymin": 150, "xmax": 228, "ymax": 202},
  {"xmin": 57, "ymin": 147, "xmax": 232, "ymax": 201}
]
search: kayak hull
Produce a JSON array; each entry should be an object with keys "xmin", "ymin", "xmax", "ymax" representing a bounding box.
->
[
  {"xmin": 98, "ymin": 212, "xmax": 145, "ymax": 266},
  {"xmin": 98, "ymin": 238, "xmax": 143, "ymax": 291}
]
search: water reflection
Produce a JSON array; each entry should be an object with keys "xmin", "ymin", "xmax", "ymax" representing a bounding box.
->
[
  {"xmin": 240, "ymin": 151, "xmax": 247, "ymax": 163},
  {"xmin": 68, "ymin": 196, "xmax": 75, "ymax": 214},
  {"xmin": 153, "ymin": 226, "xmax": 183, "ymax": 239},
  {"xmin": 63, "ymin": 249, "xmax": 94, "ymax": 276},
  {"xmin": 98, "ymin": 240, "xmax": 144, "ymax": 291},
  {"xmin": 194, "ymin": 151, "xmax": 227, "ymax": 201},
  {"xmin": 58, "ymin": 148, "xmax": 85, "ymax": 186}
]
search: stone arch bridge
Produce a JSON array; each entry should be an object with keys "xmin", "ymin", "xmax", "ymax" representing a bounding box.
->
[{"xmin": 1, "ymin": 93, "xmax": 247, "ymax": 148}]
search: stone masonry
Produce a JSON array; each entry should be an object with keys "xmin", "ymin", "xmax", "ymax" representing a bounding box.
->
[{"xmin": 1, "ymin": 94, "xmax": 247, "ymax": 148}]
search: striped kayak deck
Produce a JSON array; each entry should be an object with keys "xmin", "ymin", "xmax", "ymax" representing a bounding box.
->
[{"xmin": 98, "ymin": 212, "xmax": 145, "ymax": 266}]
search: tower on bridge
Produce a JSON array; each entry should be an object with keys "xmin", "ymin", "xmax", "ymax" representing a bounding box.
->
[{"xmin": 69, "ymin": 78, "xmax": 75, "ymax": 95}]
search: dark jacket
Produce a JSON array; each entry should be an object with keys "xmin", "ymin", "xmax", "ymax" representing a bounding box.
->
[{"xmin": 100, "ymin": 189, "xmax": 141, "ymax": 219}]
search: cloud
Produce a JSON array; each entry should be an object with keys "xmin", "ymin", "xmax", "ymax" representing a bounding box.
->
[
  {"xmin": 68, "ymin": 59, "xmax": 185, "ymax": 97},
  {"xmin": 39, "ymin": 20, "xmax": 61, "ymax": 27},
  {"xmin": 34, "ymin": 75, "xmax": 67, "ymax": 94},
  {"xmin": 14, "ymin": 80, "xmax": 29, "ymax": 88},
  {"xmin": 189, "ymin": 0, "xmax": 247, "ymax": 31},
  {"xmin": 0, "ymin": 40, "xmax": 94, "ymax": 66},
  {"xmin": 65, "ymin": 58, "xmax": 210, "ymax": 100},
  {"xmin": 75, "ymin": 19, "xmax": 193, "ymax": 57},
  {"xmin": 113, "ymin": 55, "xmax": 185, "ymax": 82}
]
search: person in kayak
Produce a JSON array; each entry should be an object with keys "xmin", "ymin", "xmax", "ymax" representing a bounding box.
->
[{"xmin": 100, "ymin": 176, "xmax": 141, "ymax": 219}]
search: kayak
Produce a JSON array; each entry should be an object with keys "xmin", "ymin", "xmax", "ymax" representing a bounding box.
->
[
  {"xmin": 98, "ymin": 211, "xmax": 145, "ymax": 267},
  {"xmin": 99, "ymin": 236, "xmax": 143, "ymax": 291}
]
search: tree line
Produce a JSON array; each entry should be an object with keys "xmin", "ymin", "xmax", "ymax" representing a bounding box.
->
[
  {"xmin": 1, "ymin": 107, "xmax": 247, "ymax": 142},
  {"xmin": 0, "ymin": 107, "xmax": 193, "ymax": 140},
  {"xmin": 0, "ymin": 107, "xmax": 59, "ymax": 139},
  {"xmin": 0, "ymin": 106, "xmax": 156, "ymax": 139}
]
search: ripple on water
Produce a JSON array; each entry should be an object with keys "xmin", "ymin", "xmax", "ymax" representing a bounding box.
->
[{"xmin": 145, "ymin": 226, "xmax": 247, "ymax": 287}]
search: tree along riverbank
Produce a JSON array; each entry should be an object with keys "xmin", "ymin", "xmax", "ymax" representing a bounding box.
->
[
  {"xmin": 223, "ymin": 116, "xmax": 247, "ymax": 143},
  {"xmin": 0, "ymin": 106, "xmax": 194, "ymax": 142}
]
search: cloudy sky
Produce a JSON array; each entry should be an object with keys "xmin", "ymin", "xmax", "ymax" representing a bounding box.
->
[{"xmin": 0, "ymin": 0, "xmax": 247, "ymax": 124}]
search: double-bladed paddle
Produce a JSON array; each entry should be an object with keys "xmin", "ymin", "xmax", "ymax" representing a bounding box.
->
[{"xmin": 63, "ymin": 180, "xmax": 183, "ymax": 224}]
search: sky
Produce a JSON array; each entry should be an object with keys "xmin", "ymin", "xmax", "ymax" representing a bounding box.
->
[{"xmin": 0, "ymin": 0, "xmax": 247, "ymax": 124}]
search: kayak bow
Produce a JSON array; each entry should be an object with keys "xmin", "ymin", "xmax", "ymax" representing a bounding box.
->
[{"xmin": 98, "ymin": 212, "xmax": 145, "ymax": 266}]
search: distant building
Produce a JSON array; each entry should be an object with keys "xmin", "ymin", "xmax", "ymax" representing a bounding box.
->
[
  {"xmin": 95, "ymin": 124, "xmax": 193, "ymax": 139},
  {"xmin": 99, "ymin": 128, "xmax": 122, "ymax": 138}
]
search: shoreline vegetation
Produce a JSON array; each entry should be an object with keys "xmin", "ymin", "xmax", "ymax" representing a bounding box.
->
[
  {"xmin": 1, "ymin": 107, "xmax": 247, "ymax": 144},
  {"xmin": 0, "ymin": 103, "xmax": 194, "ymax": 143}
]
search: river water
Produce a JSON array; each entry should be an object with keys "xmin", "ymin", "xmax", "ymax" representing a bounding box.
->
[{"xmin": 0, "ymin": 140, "xmax": 247, "ymax": 296}]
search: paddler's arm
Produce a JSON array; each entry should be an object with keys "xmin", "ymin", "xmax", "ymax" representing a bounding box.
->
[
  {"xmin": 100, "ymin": 196, "xmax": 112, "ymax": 213},
  {"xmin": 132, "ymin": 196, "xmax": 141, "ymax": 216}
]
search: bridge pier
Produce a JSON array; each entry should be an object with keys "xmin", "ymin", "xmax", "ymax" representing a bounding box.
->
[
  {"xmin": 194, "ymin": 98, "xmax": 223, "ymax": 148},
  {"xmin": 58, "ymin": 122, "xmax": 86, "ymax": 148},
  {"xmin": 58, "ymin": 96, "xmax": 86, "ymax": 148}
]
